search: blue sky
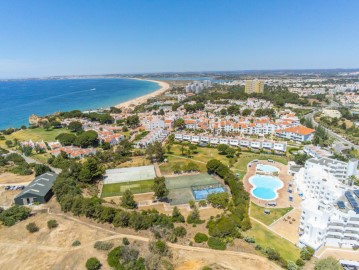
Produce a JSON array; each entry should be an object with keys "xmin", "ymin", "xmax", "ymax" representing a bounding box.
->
[{"xmin": 0, "ymin": 0, "xmax": 358, "ymax": 78}]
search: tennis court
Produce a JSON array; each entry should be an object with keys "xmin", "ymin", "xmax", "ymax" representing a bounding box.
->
[
  {"xmin": 166, "ymin": 174, "xmax": 221, "ymax": 205},
  {"xmin": 103, "ymin": 165, "xmax": 156, "ymax": 184}
]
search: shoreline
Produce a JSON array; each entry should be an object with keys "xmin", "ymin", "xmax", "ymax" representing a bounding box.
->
[{"xmin": 115, "ymin": 79, "xmax": 170, "ymax": 109}]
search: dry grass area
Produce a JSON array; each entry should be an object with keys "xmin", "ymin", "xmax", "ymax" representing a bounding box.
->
[
  {"xmin": 0, "ymin": 187, "xmax": 20, "ymax": 207},
  {"xmin": 0, "ymin": 210, "xmax": 279, "ymax": 270},
  {"xmin": 0, "ymin": 172, "xmax": 34, "ymax": 184}
]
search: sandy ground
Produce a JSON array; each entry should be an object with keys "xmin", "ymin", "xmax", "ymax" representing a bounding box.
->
[
  {"xmin": 0, "ymin": 172, "xmax": 34, "ymax": 184},
  {"xmin": 269, "ymin": 208, "xmax": 302, "ymax": 244},
  {"xmin": 115, "ymin": 79, "xmax": 170, "ymax": 109},
  {"xmin": 0, "ymin": 210, "xmax": 279, "ymax": 270}
]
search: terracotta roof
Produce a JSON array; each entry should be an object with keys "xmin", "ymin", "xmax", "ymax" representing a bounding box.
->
[{"xmin": 281, "ymin": 125, "xmax": 315, "ymax": 135}]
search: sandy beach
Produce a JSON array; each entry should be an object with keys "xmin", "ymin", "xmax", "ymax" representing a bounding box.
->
[{"xmin": 115, "ymin": 79, "xmax": 170, "ymax": 109}]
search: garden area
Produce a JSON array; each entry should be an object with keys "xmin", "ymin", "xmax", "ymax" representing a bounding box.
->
[{"xmin": 250, "ymin": 202, "xmax": 293, "ymax": 226}]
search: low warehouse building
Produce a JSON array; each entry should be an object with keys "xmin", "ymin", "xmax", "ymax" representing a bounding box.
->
[{"xmin": 14, "ymin": 172, "xmax": 58, "ymax": 205}]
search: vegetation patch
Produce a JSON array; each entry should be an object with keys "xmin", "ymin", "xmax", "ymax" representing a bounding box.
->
[
  {"xmin": 250, "ymin": 202, "xmax": 293, "ymax": 226},
  {"xmin": 101, "ymin": 179, "xmax": 154, "ymax": 197}
]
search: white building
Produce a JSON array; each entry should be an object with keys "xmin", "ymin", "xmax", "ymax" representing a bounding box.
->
[{"xmin": 295, "ymin": 160, "xmax": 359, "ymax": 250}]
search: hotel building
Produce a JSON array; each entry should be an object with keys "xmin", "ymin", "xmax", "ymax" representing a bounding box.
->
[{"xmin": 245, "ymin": 79, "xmax": 265, "ymax": 94}]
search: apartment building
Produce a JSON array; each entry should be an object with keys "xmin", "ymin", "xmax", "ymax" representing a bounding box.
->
[
  {"xmin": 174, "ymin": 133, "xmax": 287, "ymax": 152},
  {"xmin": 244, "ymin": 79, "xmax": 265, "ymax": 94},
  {"xmin": 135, "ymin": 129, "xmax": 168, "ymax": 148},
  {"xmin": 275, "ymin": 125, "xmax": 315, "ymax": 142},
  {"xmin": 295, "ymin": 159, "xmax": 359, "ymax": 250}
]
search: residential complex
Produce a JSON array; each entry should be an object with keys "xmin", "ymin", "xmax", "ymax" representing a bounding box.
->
[{"xmin": 295, "ymin": 158, "xmax": 359, "ymax": 250}]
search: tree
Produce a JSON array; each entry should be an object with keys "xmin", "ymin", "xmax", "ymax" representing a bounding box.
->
[
  {"xmin": 152, "ymin": 177, "xmax": 169, "ymax": 201},
  {"xmin": 287, "ymin": 261, "xmax": 298, "ymax": 270},
  {"xmin": 56, "ymin": 133, "xmax": 77, "ymax": 146},
  {"xmin": 207, "ymin": 192, "xmax": 229, "ymax": 208},
  {"xmin": 34, "ymin": 164, "xmax": 52, "ymax": 176},
  {"xmin": 173, "ymin": 118, "xmax": 186, "ymax": 130},
  {"xmin": 149, "ymin": 240, "xmax": 169, "ymax": 256},
  {"xmin": 314, "ymin": 257, "xmax": 342, "ymax": 270},
  {"xmin": 194, "ymin": 232, "xmax": 208, "ymax": 243},
  {"xmin": 121, "ymin": 190, "xmax": 137, "ymax": 209},
  {"xmin": 0, "ymin": 205, "xmax": 31, "ymax": 226},
  {"xmin": 5, "ymin": 140, "xmax": 13, "ymax": 148},
  {"xmin": 217, "ymin": 144, "xmax": 229, "ymax": 154},
  {"xmin": 294, "ymin": 153, "xmax": 309, "ymax": 165},
  {"xmin": 75, "ymin": 130, "xmax": 98, "ymax": 148},
  {"xmin": 171, "ymin": 206, "xmax": 185, "ymax": 223},
  {"xmin": 126, "ymin": 115, "xmax": 140, "ymax": 128},
  {"xmin": 172, "ymin": 163, "xmax": 182, "ymax": 174},
  {"xmin": 146, "ymin": 142, "xmax": 164, "ymax": 162},
  {"xmin": 186, "ymin": 205, "xmax": 202, "ymax": 224},
  {"xmin": 86, "ymin": 257, "xmax": 101, "ymax": 270},
  {"xmin": 78, "ymin": 158, "xmax": 104, "ymax": 183}
]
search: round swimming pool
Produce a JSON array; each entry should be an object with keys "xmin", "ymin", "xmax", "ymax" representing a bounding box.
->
[
  {"xmin": 249, "ymin": 174, "xmax": 283, "ymax": 200},
  {"xmin": 256, "ymin": 164, "xmax": 279, "ymax": 173}
]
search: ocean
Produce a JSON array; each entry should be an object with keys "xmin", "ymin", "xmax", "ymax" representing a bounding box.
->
[{"xmin": 0, "ymin": 78, "xmax": 160, "ymax": 130}]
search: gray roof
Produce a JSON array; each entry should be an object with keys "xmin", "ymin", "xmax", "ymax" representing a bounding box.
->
[
  {"xmin": 307, "ymin": 157, "xmax": 347, "ymax": 166},
  {"xmin": 15, "ymin": 172, "xmax": 58, "ymax": 198}
]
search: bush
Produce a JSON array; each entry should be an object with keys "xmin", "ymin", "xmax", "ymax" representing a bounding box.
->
[
  {"xmin": 300, "ymin": 246, "xmax": 315, "ymax": 260},
  {"xmin": 244, "ymin": 236, "xmax": 255, "ymax": 243},
  {"xmin": 94, "ymin": 241, "xmax": 114, "ymax": 251},
  {"xmin": 194, "ymin": 233, "xmax": 208, "ymax": 243},
  {"xmin": 86, "ymin": 257, "xmax": 101, "ymax": 270},
  {"xmin": 264, "ymin": 247, "xmax": 281, "ymax": 261},
  {"xmin": 149, "ymin": 240, "xmax": 169, "ymax": 256},
  {"xmin": 287, "ymin": 260, "xmax": 298, "ymax": 270},
  {"xmin": 26, "ymin": 222, "xmax": 39, "ymax": 233},
  {"xmin": 314, "ymin": 257, "xmax": 342, "ymax": 270},
  {"xmin": 72, "ymin": 240, "xmax": 81, "ymax": 246},
  {"xmin": 0, "ymin": 205, "xmax": 31, "ymax": 226},
  {"xmin": 47, "ymin": 219, "xmax": 58, "ymax": 229},
  {"xmin": 122, "ymin": 237, "xmax": 130, "ymax": 245},
  {"xmin": 207, "ymin": 237, "xmax": 226, "ymax": 250},
  {"xmin": 296, "ymin": 258, "xmax": 305, "ymax": 266},
  {"xmin": 173, "ymin": 226, "xmax": 187, "ymax": 238},
  {"xmin": 207, "ymin": 192, "xmax": 229, "ymax": 208}
]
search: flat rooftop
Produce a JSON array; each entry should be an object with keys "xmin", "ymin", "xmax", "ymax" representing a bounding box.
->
[{"xmin": 103, "ymin": 165, "xmax": 156, "ymax": 184}]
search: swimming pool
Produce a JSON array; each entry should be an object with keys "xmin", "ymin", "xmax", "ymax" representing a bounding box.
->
[
  {"xmin": 192, "ymin": 187, "xmax": 226, "ymax": 200},
  {"xmin": 249, "ymin": 175, "xmax": 283, "ymax": 200},
  {"xmin": 256, "ymin": 164, "xmax": 279, "ymax": 173}
]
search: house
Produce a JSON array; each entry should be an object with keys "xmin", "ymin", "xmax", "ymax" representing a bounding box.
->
[{"xmin": 14, "ymin": 172, "xmax": 58, "ymax": 205}]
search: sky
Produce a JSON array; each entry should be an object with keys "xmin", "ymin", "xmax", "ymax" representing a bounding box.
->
[{"xmin": 0, "ymin": 0, "xmax": 359, "ymax": 78}]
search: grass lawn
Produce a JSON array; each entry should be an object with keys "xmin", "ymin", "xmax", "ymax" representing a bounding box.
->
[
  {"xmin": 245, "ymin": 220, "xmax": 300, "ymax": 262},
  {"xmin": 101, "ymin": 179, "xmax": 154, "ymax": 197},
  {"xmin": 250, "ymin": 202, "xmax": 293, "ymax": 226},
  {"xmin": 0, "ymin": 127, "xmax": 70, "ymax": 148},
  {"xmin": 160, "ymin": 155, "xmax": 207, "ymax": 175},
  {"xmin": 234, "ymin": 152, "xmax": 288, "ymax": 172},
  {"xmin": 117, "ymin": 156, "xmax": 152, "ymax": 168}
]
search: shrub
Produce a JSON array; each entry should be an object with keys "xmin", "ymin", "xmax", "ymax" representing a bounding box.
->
[
  {"xmin": 207, "ymin": 192, "xmax": 229, "ymax": 208},
  {"xmin": 244, "ymin": 236, "xmax": 255, "ymax": 243},
  {"xmin": 149, "ymin": 240, "xmax": 169, "ymax": 256},
  {"xmin": 94, "ymin": 241, "xmax": 114, "ymax": 251},
  {"xmin": 173, "ymin": 226, "xmax": 187, "ymax": 238},
  {"xmin": 26, "ymin": 222, "xmax": 39, "ymax": 233},
  {"xmin": 264, "ymin": 247, "xmax": 281, "ymax": 261},
  {"xmin": 122, "ymin": 237, "xmax": 130, "ymax": 245},
  {"xmin": 314, "ymin": 257, "xmax": 342, "ymax": 270},
  {"xmin": 47, "ymin": 219, "xmax": 58, "ymax": 229},
  {"xmin": 86, "ymin": 257, "xmax": 101, "ymax": 270},
  {"xmin": 202, "ymin": 267, "xmax": 212, "ymax": 270},
  {"xmin": 72, "ymin": 240, "xmax": 81, "ymax": 246},
  {"xmin": 0, "ymin": 205, "xmax": 31, "ymax": 226},
  {"xmin": 207, "ymin": 237, "xmax": 226, "ymax": 250},
  {"xmin": 194, "ymin": 233, "xmax": 208, "ymax": 243},
  {"xmin": 287, "ymin": 260, "xmax": 298, "ymax": 270},
  {"xmin": 300, "ymin": 246, "xmax": 315, "ymax": 260},
  {"xmin": 171, "ymin": 206, "xmax": 185, "ymax": 223},
  {"xmin": 296, "ymin": 258, "xmax": 305, "ymax": 266}
]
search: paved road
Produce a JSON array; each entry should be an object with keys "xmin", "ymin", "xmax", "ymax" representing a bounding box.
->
[{"xmin": 305, "ymin": 112, "xmax": 359, "ymax": 151}]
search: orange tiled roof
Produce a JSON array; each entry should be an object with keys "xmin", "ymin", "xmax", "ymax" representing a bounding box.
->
[{"xmin": 282, "ymin": 125, "xmax": 315, "ymax": 135}]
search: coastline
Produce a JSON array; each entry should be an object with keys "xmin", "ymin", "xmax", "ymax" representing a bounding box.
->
[{"xmin": 115, "ymin": 79, "xmax": 170, "ymax": 109}]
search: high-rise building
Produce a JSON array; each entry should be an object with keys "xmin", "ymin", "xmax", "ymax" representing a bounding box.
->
[{"xmin": 245, "ymin": 79, "xmax": 265, "ymax": 94}]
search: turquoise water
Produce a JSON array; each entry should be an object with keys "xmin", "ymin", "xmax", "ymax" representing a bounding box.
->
[
  {"xmin": 0, "ymin": 78, "xmax": 160, "ymax": 130},
  {"xmin": 192, "ymin": 187, "xmax": 226, "ymax": 200},
  {"xmin": 249, "ymin": 175, "xmax": 283, "ymax": 200},
  {"xmin": 256, "ymin": 164, "xmax": 279, "ymax": 173}
]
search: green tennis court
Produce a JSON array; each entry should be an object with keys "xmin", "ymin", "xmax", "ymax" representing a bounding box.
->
[{"xmin": 101, "ymin": 179, "xmax": 154, "ymax": 197}]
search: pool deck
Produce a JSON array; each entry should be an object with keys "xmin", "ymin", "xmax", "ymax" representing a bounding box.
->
[{"xmin": 243, "ymin": 160, "xmax": 300, "ymax": 208}]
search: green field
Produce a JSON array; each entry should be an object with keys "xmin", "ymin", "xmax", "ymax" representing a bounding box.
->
[
  {"xmin": 234, "ymin": 153, "xmax": 288, "ymax": 172},
  {"xmin": 1, "ymin": 127, "xmax": 70, "ymax": 148},
  {"xmin": 250, "ymin": 202, "xmax": 293, "ymax": 226},
  {"xmin": 245, "ymin": 220, "xmax": 300, "ymax": 262},
  {"xmin": 101, "ymin": 179, "xmax": 154, "ymax": 198}
]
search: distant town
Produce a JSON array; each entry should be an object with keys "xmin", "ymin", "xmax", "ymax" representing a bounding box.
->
[{"xmin": 1, "ymin": 71, "xmax": 359, "ymax": 269}]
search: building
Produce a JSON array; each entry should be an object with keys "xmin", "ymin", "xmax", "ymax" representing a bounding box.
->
[
  {"xmin": 294, "ymin": 161, "xmax": 359, "ymax": 250},
  {"xmin": 135, "ymin": 129, "xmax": 168, "ymax": 148},
  {"xmin": 14, "ymin": 172, "xmax": 58, "ymax": 205},
  {"xmin": 275, "ymin": 125, "xmax": 315, "ymax": 142},
  {"xmin": 305, "ymin": 157, "xmax": 358, "ymax": 185},
  {"xmin": 245, "ymin": 79, "xmax": 265, "ymax": 94},
  {"xmin": 303, "ymin": 145, "xmax": 332, "ymax": 159}
]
